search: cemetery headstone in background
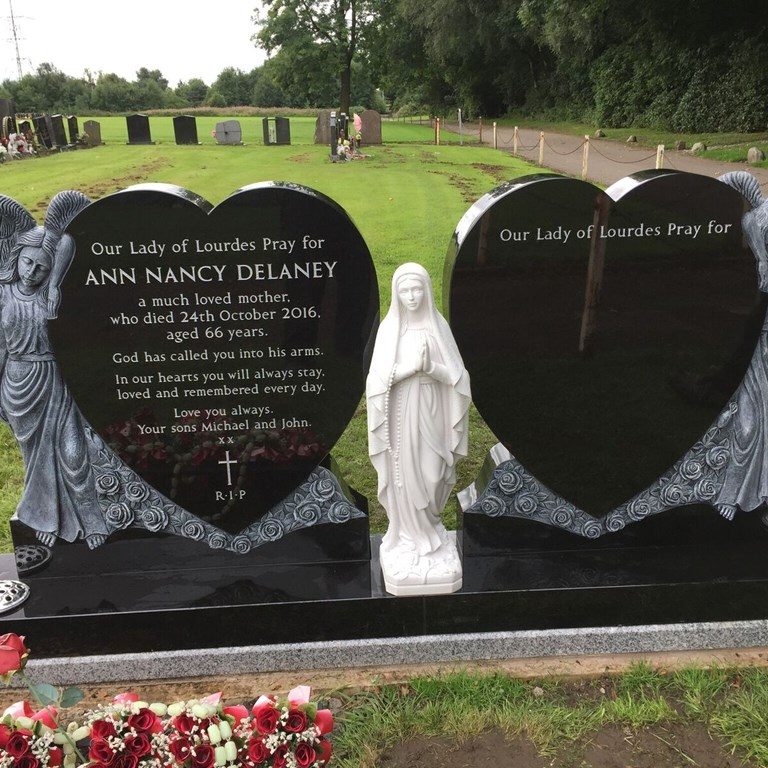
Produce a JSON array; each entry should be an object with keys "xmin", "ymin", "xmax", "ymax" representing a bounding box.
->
[
  {"xmin": 214, "ymin": 120, "xmax": 242, "ymax": 145},
  {"xmin": 360, "ymin": 109, "xmax": 382, "ymax": 144},
  {"xmin": 173, "ymin": 115, "xmax": 199, "ymax": 145},
  {"xmin": 32, "ymin": 115, "xmax": 52, "ymax": 149},
  {"xmin": 126, "ymin": 114, "xmax": 154, "ymax": 145},
  {"xmin": 262, "ymin": 117, "xmax": 291, "ymax": 146},
  {"xmin": 1, "ymin": 116, "xmax": 12, "ymax": 138},
  {"xmin": 18, "ymin": 119, "xmax": 31, "ymax": 137},
  {"xmin": 314, "ymin": 110, "xmax": 332, "ymax": 144},
  {"xmin": 50, "ymin": 114, "xmax": 69, "ymax": 147},
  {"xmin": 67, "ymin": 115, "xmax": 79, "ymax": 145},
  {"xmin": 2, "ymin": 182, "xmax": 378, "ymax": 626},
  {"xmin": 83, "ymin": 120, "xmax": 102, "ymax": 146}
]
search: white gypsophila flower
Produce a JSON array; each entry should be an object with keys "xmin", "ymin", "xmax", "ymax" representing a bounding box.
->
[{"xmin": 265, "ymin": 734, "xmax": 280, "ymax": 751}]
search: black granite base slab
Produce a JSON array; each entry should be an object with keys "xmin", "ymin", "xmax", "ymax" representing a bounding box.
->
[{"xmin": 3, "ymin": 531, "xmax": 768, "ymax": 658}]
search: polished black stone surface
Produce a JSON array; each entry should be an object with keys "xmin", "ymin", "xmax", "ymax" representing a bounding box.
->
[
  {"xmin": 446, "ymin": 171, "xmax": 760, "ymax": 515},
  {"xmin": 126, "ymin": 114, "xmax": 153, "ymax": 145},
  {"xmin": 54, "ymin": 182, "xmax": 378, "ymax": 532},
  {"xmin": 173, "ymin": 115, "xmax": 198, "ymax": 145},
  {"xmin": 3, "ymin": 529, "xmax": 768, "ymax": 657}
]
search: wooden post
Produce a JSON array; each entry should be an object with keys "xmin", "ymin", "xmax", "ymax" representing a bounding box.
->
[
  {"xmin": 582, "ymin": 135, "xmax": 590, "ymax": 180},
  {"xmin": 656, "ymin": 144, "xmax": 665, "ymax": 169},
  {"xmin": 493, "ymin": 122, "xmax": 497, "ymax": 149},
  {"xmin": 513, "ymin": 125, "xmax": 519, "ymax": 155},
  {"xmin": 538, "ymin": 131, "xmax": 544, "ymax": 165},
  {"xmin": 479, "ymin": 117, "xmax": 483, "ymax": 144},
  {"xmin": 436, "ymin": 117, "xmax": 441, "ymax": 146}
]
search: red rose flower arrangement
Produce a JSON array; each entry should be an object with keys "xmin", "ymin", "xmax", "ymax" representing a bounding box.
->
[
  {"xmin": 0, "ymin": 637, "xmax": 334, "ymax": 768},
  {"xmin": 0, "ymin": 700, "xmax": 90, "ymax": 768},
  {"xmin": 85, "ymin": 687, "xmax": 333, "ymax": 768},
  {"xmin": 86, "ymin": 692, "xmax": 165, "ymax": 768}
]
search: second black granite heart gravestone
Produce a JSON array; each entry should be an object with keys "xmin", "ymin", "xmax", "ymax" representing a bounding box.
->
[
  {"xmin": 446, "ymin": 171, "xmax": 761, "ymax": 515},
  {"xmin": 53, "ymin": 182, "xmax": 378, "ymax": 535}
]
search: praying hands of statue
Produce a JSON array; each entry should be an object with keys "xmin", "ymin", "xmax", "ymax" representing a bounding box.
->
[{"xmin": 421, "ymin": 339, "xmax": 431, "ymax": 375}]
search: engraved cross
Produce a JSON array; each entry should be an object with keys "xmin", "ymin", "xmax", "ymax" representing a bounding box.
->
[{"xmin": 218, "ymin": 450, "xmax": 237, "ymax": 486}]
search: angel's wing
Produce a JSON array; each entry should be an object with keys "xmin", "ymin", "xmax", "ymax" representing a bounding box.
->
[
  {"xmin": 44, "ymin": 190, "xmax": 91, "ymax": 236},
  {"xmin": 720, "ymin": 171, "xmax": 768, "ymax": 290},
  {"xmin": 0, "ymin": 195, "xmax": 35, "ymax": 271}
]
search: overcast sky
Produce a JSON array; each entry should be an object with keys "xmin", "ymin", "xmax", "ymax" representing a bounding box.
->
[{"xmin": 0, "ymin": 0, "xmax": 268, "ymax": 85}]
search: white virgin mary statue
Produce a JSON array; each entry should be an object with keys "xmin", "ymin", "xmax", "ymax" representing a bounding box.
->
[{"xmin": 367, "ymin": 262, "xmax": 470, "ymax": 595}]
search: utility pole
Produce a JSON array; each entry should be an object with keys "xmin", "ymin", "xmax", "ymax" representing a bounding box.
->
[{"xmin": 9, "ymin": 0, "xmax": 22, "ymax": 78}]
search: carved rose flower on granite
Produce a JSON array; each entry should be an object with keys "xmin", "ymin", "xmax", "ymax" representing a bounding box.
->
[
  {"xmin": 96, "ymin": 471, "xmax": 121, "ymax": 496},
  {"xmin": 480, "ymin": 494, "xmax": 504, "ymax": 517},
  {"xmin": 207, "ymin": 532, "xmax": 228, "ymax": 549},
  {"xmin": 513, "ymin": 491, "xmax": 538, "ymax": 516},
  {"xmin": 581, "ymin": 520, "xmax": 602, "ymax": 539},
  {"xmin": 551, "ymin": 507, "xmax": 573, "ymax": 528},
  {"xmin": 294, "ymin": 501, "xmax": 321, "ymax": 525},
  {"xmin": 141, "ymin": 506, "xmax": 168, "ymax": 533},
  {"xmin": 310, "ymin": 478, "xmax": 336, "ymax": 501},
  {"xmin": 327, "ymin": 501, "xmax": 353, "ymax": 524},
  {"xmin": 694, "ymin": 477, "xmax": 718, "ymax": 500},
  {"xmin": 605, "ymin": 513, "xmax": 626, "ymax": 532},
  {"xmin": 125, "ymin": 481, "xmax": 150, "ymax": 504},
  {"xmin": 230, "ymin": 536, "xmax": 251, "ymax": 554},
  {"xmin": 660, "ymin": 482, "xmax": 688, "ymax": 507},
  {"xmin": 496, "ymin": 469, "xmax": 523, "ymax": 496},
  {"xmin": 106, "ymin": 503, "xmax": 134, "ymax": 529},
  {"xmin": 706, "ymin": 445, "xmax": 729, "ymax": 470},
  {"xmin": 257, "ymin": 519, "xmax": 284, "ymax": 542},
  {"xmin": 627, "ymin": 497, "xmax": 653, "ymax": 521},
  {"xmin": 680, "ymin": 459, "xmax": 704, "ymax": 481},
  {"xmin": 181, "ymin": 520, "xmax": 205, "ymax": 541}
]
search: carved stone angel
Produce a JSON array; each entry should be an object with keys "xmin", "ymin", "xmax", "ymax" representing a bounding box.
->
[
  {"xmin": 715, "ymin": 172, "xmax": 768, "ymax": 520},
  {"xmin": 0, "ymin": 191, "xmax": 109, "ymax": 548}
]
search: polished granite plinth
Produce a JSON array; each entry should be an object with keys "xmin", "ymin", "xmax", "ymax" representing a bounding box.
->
[{"xmin": 3, "ymin": 523, "xmax": 768, "ymax": 658}]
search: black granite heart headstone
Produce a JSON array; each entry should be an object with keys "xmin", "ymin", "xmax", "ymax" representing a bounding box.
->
[
  {"xmin": 54, "ymin": 182, "xmax": 378, "ymax": 535},
  {"xmin": 446, "ymin": 171, "xmax": 761, "ymax": 515}
]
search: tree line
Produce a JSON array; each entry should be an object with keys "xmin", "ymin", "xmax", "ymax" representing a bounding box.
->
[
  {"xmin": 3, "ymin": 0, "xmax": 767, "ymax": 131},
  {"xmin": 255, "ymin": 0, "xmax": 768, "ymax": 131},
  {"xmin": 0, "ymin": 62, "xmax": 384, "ymax": 115}
]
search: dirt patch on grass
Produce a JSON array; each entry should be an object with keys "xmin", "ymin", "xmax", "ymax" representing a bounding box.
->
[
  {"xmin": 428, "ymin": 169, "xmax": 477, "ymax": 204},
  {"xmin": 584, "ymin": 723, "xmax": 752, "ymax": 768},
  {"xmin": 381, "ymin": 732, "xmax": 545, "ymax": 768},
  {"xmin": 78, "ymin": 157, "xmax": 171, "ymax": 201},
  {"xmin": 379, "ymin": 724, "xmax": 757, "ymax": 768},
  {"xmin": 471, "ymin": 162, "xmax": 509, "ymax": 184},
  {"xmin": 287, "ymin": 152, "xmax": 312, "ymax": 163}
]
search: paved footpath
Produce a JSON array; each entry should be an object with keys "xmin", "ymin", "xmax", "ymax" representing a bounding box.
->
[{"xmin": 446, "ymin": 122, "xmax": 768, "ymax": 190}]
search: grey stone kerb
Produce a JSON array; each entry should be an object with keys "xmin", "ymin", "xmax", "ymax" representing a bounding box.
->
[{"xmin": 21, "ymin": 620, "xmax": 768, "ymax": 686}]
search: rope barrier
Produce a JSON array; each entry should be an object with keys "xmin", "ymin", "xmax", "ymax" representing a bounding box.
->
[
  {"xmin": 516, "ymin": 139, "xmax": 540, "ymax": 151},
  {"xmin": 542, "ymin": 137, "xmax": 586, "ymax": 156},
  {"xmin": 589, "ymin": 142, "xmax": 658, "ymax": 164}
]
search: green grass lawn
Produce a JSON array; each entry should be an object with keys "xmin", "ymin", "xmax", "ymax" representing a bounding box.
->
[
  {"xmin": 700, "ymin": 144, "xmax": 768, "ymax": 167},
  {"xmin": 0, "ymin": 128, "xmax": 527, "ymax": 549},
  {"xmin": 493, "ymin": 114, "xmax": 768, "ymax": 153}
]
